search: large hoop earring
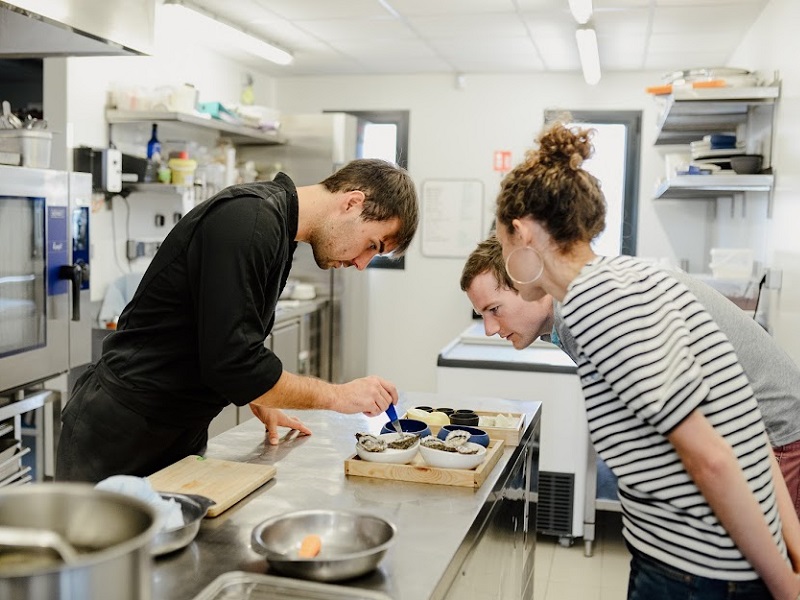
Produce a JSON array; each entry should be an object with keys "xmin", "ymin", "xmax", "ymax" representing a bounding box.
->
[{"xmin": 505, "ymin": 246, "xmax": 544, "ymax": 285}]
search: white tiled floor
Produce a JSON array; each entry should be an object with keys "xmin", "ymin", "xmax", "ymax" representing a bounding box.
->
[{"xmin": 534, "ymin": 511, "xmax": 630, "ymax": 600}]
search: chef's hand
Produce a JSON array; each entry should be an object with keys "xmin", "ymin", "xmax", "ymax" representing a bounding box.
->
[
  {"xmin": 334, "ymin": 376, "xmax": 398, "ymax": 417},
  {"xmin": 248, "ymin": 405, "xmax": 312, "ymax": 445}
]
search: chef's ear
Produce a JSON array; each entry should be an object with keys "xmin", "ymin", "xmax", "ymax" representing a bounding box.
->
[{"xmin": 344, "ymin": 190, "xmax": 366, "ymax": 211}]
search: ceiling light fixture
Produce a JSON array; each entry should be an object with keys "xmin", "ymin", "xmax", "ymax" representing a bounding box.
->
[
  {"xmin": 162, "ymin": 0, "xmax": 292, "ymax": 66},
  {"xmin": 568, "ymin": 0, "xmax": 593, "ymax": 25},
  {"xmin": 575, "ymin": 26, "xmax": 601, "ymax": 85}
]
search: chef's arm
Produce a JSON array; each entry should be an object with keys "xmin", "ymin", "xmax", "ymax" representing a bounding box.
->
[
  {"xmin": 250, "ymin": 370, "xmax": 397, "ymax": 415},
  {"xmin": 769, "ymin": 445, "xmax": 800, "ymax": 572},
  {"xmin": 668, "ymin": 410, "xmax": 800, "ymax": 600}
]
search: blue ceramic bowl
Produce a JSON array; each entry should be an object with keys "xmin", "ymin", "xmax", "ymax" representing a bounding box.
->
[
  {"xmin": 380, "ymin": 419, "xmax": 432, "ymax": 439},
  {"xmin": 437, "ymin": 424, "xmax": 490, "ymax": 447}
]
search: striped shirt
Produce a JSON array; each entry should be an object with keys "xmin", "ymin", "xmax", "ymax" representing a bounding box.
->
[{"xmin": 562, "ymin": 255, "xmax": 786, "ymax": 579}]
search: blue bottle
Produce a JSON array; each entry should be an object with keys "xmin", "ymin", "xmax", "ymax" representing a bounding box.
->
[{"xmin": 147, "ymin": 124, "xmax": 161, "ymax": 160}]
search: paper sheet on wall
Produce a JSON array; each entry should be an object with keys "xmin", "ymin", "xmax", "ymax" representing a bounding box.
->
[{"xmin": 421, "ymin": 179, "xmax": 484, "ymax": 258}]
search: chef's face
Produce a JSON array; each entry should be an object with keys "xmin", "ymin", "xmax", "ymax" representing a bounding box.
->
[
  {"xmin": 495, "ymin": 221, "xmax": 546, "ymax": 302},
  {"xmin": 310, "ymin": 211, "xmax": 400, "ymax": 271},
  {"xmin": 466, "ymin": 270, "xmax": 554, "ymax": 350}
]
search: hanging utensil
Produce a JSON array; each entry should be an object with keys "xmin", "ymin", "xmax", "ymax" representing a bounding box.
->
[{"xmin": 2, "ymin": 101, "xmax": 23, "ymax": 129}]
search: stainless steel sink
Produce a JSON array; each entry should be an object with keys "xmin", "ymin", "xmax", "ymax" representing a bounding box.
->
[{"xmin": 191, "ymin": 571, "xmax": 392, "ymax": 600}]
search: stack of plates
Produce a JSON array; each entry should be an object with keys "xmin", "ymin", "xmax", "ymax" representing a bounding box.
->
[
  {"xmin": 0, "ymin": 435, "xmax": 32, "ymax": 488},
  {"xmin": 689, "ymin": 135, "xmax": 747, "ymax": 171}
]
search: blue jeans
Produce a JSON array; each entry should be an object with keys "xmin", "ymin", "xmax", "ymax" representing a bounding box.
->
[{"xmin": 627, "ymin": 543, "xmax": 771, "ymax": 600}]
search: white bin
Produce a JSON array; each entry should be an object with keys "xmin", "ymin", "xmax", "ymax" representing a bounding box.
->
[
  {"xmin": 709, "ymin": 248, "xmax": 754, "ymax": 280},
  {"xmin": 0, "ymin": 130, "xmax": 52, "ymax": 168}
]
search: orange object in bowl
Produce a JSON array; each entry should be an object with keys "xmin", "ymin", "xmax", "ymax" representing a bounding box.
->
[{"xmin": 298, "ymin": 534, "xmax": 322, "ymax": 558}]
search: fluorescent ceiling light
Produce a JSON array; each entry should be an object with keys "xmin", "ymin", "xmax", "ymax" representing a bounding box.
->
[
  {"xmin": 162, "ymin": 1, "xmax": 292, "ymax": 66},
  {"xmin": 575, "ymin": 27, "xmax": 601, "ymax": 85},
  {"xmin": 568, "ymin": 0, "xmax": 593, "ymax": 25}
]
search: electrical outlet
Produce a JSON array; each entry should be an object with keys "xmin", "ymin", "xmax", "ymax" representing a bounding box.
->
[
  {"xmin": 126, "ymin": 240, "xmax": 144, "ymax": 260},
  {"xmin": 126, "ymin": 240, "xmax": 161, "ymax": 260},
  {"xmin": 766, "ymin": 268, "xmax": 783, "ymax": 290}
]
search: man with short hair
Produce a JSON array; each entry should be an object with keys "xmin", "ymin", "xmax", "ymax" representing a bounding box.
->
[
  {"xmin": 461, "ymin": 235, "xmax": 800, "ymax": 519},
  {"xmin": 58, "ymin": 159, "xmax": 419, "ymax": 482}
]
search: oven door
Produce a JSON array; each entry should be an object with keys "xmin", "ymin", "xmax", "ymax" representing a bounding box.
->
[{"xmin": 0, "ymin": 165, "xmax": 71, "ymax": 391}]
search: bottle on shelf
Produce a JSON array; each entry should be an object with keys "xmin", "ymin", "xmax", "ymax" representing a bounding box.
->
[
  {"xmin": 147, "ymin": 123, "xmax": 161, "ymax": 160},
  {"xmin": 145, "ymin": 123, "xmax": 162, "ymax": 183}
]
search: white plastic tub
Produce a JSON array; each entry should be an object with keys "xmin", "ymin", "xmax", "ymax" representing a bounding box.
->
[
  {"xmin": 0, "ymin": 130, "xmax": 52, "ymax": 168},
  {"xmin": 709, "ymin": 248, "xmax": 754, "ymax": 280}
]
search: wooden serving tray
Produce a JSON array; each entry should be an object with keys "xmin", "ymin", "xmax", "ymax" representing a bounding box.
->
[
  {"xmin": 403, "ymin": 410, "xmax": 525, "ymax": 446},
  {"xmin": 344, "ymin": 439, "xmax": 504, "ymax": 489}
]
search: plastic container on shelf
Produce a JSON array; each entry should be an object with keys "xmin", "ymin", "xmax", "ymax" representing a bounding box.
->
[
  {"xmin": 0, "ymin": 129, "xmax": 52, "ymax": 168},
  {"xmin": 709, "ymin": 248, "xmax": 754, "ymax": 280},
  {"xmin": 168, "ymin": 151, "xmax": 197, "ymax": 186}
]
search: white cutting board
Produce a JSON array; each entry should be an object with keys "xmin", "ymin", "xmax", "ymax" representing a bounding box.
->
[{"xmin": 147, "ymin": 455, "xmax": 277, "ymax": 517}]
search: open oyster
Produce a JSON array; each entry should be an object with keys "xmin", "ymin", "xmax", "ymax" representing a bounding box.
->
[
  {"xmin": 456, "ymin": 444, "xmax": 480, "ymax": 455},
  {"xmin": 443, "ymin": 430, "xmax": 471, "ymax": 448},
  {"xmin": 355, "ymin": 433, "xmax": 387, "ymax": 453},
  {"xmin": 420, "ymin": 435, "xmax": 449, "ymax": 451},
  {"xmin": 387, "ymin": 433, "xmax": 419, "ymax": 450}
]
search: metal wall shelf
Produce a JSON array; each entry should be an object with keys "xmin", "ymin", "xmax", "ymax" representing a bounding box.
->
[
  {"xmin": 654, "ymin": 174, "xmax": 774, "ymax": 199},
  {"xmin": 106, "ymin": 109, "xmax": 286, "ymax": 146},
  {"xmin": 654, "ymin": 85, "xmax": 780, "ymax": 145}
]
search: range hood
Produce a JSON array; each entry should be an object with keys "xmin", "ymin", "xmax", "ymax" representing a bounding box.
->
[{"xmin": 0, "ymin": 0, "xmax": 154, "ymax": 57}]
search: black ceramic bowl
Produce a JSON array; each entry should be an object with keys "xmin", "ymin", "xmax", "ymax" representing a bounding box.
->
[{"xmin": 730, "ymin": 154, "xmax": 763, "ymax": 174}]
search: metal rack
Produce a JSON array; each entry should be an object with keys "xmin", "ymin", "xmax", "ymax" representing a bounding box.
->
[
  {"xmin": 106, "ymin": 110, "xmax": 287, "ymax": 146},
  {"xmin": 0, "ymin": 388, "xmax": 60, "ymax": 486}
]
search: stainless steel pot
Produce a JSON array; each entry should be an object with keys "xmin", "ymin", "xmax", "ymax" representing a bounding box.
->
[{"xmin": 0, "ymin": 482, "xmax": 159, "ymax": 600}]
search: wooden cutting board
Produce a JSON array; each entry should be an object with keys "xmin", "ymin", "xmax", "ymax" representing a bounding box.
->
[{"xmin": 147, "ymin": 456, "xmax": 277, "ymax": 517}]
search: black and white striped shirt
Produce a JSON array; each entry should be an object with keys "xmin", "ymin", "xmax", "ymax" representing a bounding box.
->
[{"xmin": 562, "ymin": 255, "xmax": 786, "ymax": 579}]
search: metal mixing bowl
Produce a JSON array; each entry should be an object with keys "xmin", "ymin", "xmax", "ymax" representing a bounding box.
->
[
  {"xmin": 251, "ymin": 509, "xmax": 396, "ymax": 582},
  {"xmin": 152, "ymin": 493, "xmax": 215, "ymax": 557}
]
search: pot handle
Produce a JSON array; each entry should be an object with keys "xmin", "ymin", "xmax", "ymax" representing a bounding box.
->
[{"xmin": 0, "ymin": 525, "xmax": 79, "ymax": 564}]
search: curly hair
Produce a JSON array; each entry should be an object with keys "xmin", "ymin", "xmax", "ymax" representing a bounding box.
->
[
  {"xmin": 460, "ymin": 235, "xmax": 516, "ymax": 293},
  {"xmin": 321, "ymin": 158, "xmax": 419, "ymax": 256},
  {"xmin": 495, "ymin": 120, "xmax": 606, "ymax": 253}
]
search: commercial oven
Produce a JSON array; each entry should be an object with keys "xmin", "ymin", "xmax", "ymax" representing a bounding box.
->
[{"xmin": 0, "ymin": 165, "xmax": 92, "ymax": 481}]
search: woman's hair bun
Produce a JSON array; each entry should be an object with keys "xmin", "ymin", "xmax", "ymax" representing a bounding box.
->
[{"xmin": 537, "ymin": 122, "xmax": 594, "ymax": 171}]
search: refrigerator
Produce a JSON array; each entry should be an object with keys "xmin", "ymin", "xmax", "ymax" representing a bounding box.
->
[{"xmin": 239, "ymin": 113, "xmax": 367, "ymax": 384}]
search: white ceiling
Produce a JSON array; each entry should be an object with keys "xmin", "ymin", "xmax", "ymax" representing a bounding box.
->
[{"xmin": 184, "ymin": 0, "xmax": 770, "ymax": 79}]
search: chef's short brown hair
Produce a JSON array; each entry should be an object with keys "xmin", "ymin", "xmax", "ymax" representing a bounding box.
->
[
  {"xmin": 322, "ymin": 159, "xmax": 419, "ymax": 256},
  {"xmin": 461, "ymin": 235, "xmax": 516, "ymax": 293}
]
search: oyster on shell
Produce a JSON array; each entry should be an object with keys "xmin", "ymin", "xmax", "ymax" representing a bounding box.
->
[
  {"xmin": 420, "ymin": 436, "xmax": 449, "ymax": 451},
  {"xmin": 456, "ymin": 444, "xmax": 480, "ymax": 455},
  {"xmin": 355, "ymin": 433, "xmax": 387, "ymax": 453},
  {"xmin": 387, "ymin": 433, "xmax": 419, "ymax": 450},
  {"xmin": 443, "ymin": 430, "xmax": 471, "ymax": 448}
]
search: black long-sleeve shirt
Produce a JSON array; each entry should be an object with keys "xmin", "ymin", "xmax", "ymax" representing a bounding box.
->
[{"xmin": 99, "ymin": 173, "xmax": 299, "ymax": 425}]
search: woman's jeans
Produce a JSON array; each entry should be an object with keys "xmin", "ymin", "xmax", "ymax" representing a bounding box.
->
[{"xmin": 627, "ymin": 543, "xmax": 771, "ymax": 600}]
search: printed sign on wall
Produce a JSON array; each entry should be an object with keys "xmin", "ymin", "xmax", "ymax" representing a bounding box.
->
[{"xmin": 421, "ymin": 179, "xmax": 484, "ymax": 258}]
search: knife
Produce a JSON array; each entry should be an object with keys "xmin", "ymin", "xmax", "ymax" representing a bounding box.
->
[{"xmin": 385, "ymin": 404, "xmax": 403, "ymax": 435}]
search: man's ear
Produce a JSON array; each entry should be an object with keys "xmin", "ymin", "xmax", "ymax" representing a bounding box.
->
[{"xmin": 344, "ymin": 190, "xmax": 366, "ymax": 212}]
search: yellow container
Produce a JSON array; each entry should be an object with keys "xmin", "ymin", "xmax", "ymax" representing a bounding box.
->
[{"xmin": 168, "ymin": 156, "xmax": 197, "ymax": 186}]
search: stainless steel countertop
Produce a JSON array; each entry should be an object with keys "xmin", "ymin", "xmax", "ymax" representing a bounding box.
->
[
  {"xmin": 274, "ymin": 298, "xmax": 328, "ymax": 324},
  {"xmin": 153, "ymin": 391, "xmax": 541, "ymax": 600}
]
